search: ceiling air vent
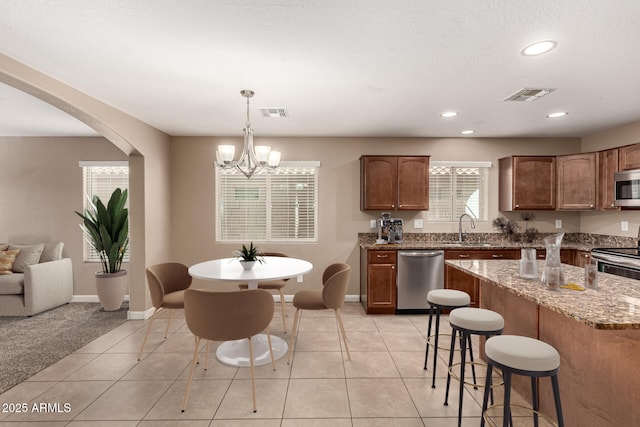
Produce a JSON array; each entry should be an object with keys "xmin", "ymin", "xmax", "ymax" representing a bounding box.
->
[
  {"xmin": 259, "ymin": 107, "xmax": 288, "ymax": 118},
  {"xmin": 503, "ymin": 88, "xmax": 555, "ymax": 102}
]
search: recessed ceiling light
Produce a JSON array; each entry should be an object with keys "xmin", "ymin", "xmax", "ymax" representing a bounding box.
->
[
  {"xmin": 546, "ymin": 111, "xmax": 568, "ymax": 118},
  {"xmin": 521, "ymin": 40, "xmax": 557, "ymax": 56},
  {"xmin": 460, "ymin": 130, "xmax": 475, "ymax": 135},
  {"xmin": 441, "ymin": 111, "xmax": 457, "ymax": 118}
]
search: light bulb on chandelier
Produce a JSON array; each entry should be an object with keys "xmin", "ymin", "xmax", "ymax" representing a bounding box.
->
[{"xmin": 215, "ymin": 90, "xmax": 282, "ymax": 178}]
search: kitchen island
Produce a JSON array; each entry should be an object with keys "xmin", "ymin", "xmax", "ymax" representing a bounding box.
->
[{"xmin": 446, "ymin": 259, "xmax": 640, "ymax": 427}]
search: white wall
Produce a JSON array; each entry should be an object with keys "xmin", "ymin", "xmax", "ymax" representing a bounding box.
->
[
  {"xmin": 580, "ymin": 119, "xmax": 640, "ymax": 238},
  {"xmin": 170, "ymin": 135, "xmax": 583, "ymax": 296},
  {"xmin": 0, "ymin": 137, "xmax": 127, "ymax": 295}
]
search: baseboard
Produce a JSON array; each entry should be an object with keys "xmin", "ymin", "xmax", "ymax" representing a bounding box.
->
[
  {"xmin": 72, "ymin": 294, "xmax": 360, "ymax": 320},
  {"xmin": 273, "ymin": 294, "xmax": 360, "ymax": 303},
  {"xmin": 71, "ymin": 295, "xmax": 131, "ymax": 303}
]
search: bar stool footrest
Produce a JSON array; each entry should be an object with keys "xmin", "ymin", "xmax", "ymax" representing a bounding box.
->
[
  {"xmin": 482, "ymin": 403, "xmax": 559, "ymax": 427},
  {"xmin": 448, "ymin": 361, "xmax": 504, "ymax": 388}
]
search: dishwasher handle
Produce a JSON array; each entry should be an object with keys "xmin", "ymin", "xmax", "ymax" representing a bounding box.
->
[{"xmin": 399, "ymin": 251, "xmax": 443, "ymax": 258}]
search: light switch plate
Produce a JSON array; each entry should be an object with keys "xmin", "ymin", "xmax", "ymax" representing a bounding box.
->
[
  {"xmin": 555, "ymin": 219, "xmax": 562, "ymax": 229},
  {"xmin": 370, "ymin": 219, "xmax": 377, "ymax": 229},
  {"xmin": 414, "ymin": 219, "xmax": 424, "ymax": 229},
  {"xmin": 622, "ymin": 220, "xmax": 629, "ymax": 231}
]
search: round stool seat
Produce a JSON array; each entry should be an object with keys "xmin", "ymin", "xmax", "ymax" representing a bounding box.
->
[
  {"xmin": 485, "ymin": 335, "xmax": 560, "ymax": 372},
  {"xmin": 427, "ymin": 289, "xmax": 470, "ymax": 306},
  {"xmin": 449, "ymin": 307, "xmax": 504, "ymax": 332}
]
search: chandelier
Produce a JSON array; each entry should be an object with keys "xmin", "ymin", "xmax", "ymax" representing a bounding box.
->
[{"xmin": 216, "ymin": 89, "xmax": 281, "ymax": 178}]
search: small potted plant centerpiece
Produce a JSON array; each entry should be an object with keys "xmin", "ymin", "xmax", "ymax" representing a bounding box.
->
[
  {"xmin": 234, "ymin": 242, "xmax": 265, "ymax": 270},
  {"xmin": 75, "ymin": 188, "xmax": 129, "ymax": 311},
  {"xmin": 492, "ymin": 213, "xmax": 540, "ymax": 279}
]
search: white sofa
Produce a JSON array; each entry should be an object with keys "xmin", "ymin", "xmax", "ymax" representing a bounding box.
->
[{"xmin": 0, "ymin": 242, "xmax": 73, "ymax": 316}]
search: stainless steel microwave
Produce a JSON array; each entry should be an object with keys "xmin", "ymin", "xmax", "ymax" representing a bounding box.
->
[{"xmin": 615, "ymin": 169, "xmax": 640, "ymax": 207}]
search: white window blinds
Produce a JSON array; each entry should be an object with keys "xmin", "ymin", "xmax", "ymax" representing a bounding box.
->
[
  {"xmin": 79, "ymin": 161, "xmax": 130, "ymax": 262},
  {"xmin": 427, "ymin": 162, "xmax": 490, "ymax": 222},
  {"xmin": 216, "ymin": 163, "xmax": 318, "ymax": 242}
]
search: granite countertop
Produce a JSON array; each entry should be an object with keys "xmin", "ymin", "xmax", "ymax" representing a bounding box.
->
[
  {"xmin": 359, "ymin": 241, "xmax": 594, "ymax": 251},
  {"xmin": 446, "ymin": 259, "xmax": 640, "ymax": 330}
]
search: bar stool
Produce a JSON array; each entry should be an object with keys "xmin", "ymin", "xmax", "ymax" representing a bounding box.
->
[
  {"xmin": 445, "ymin": 307, "xmax": 504, "ymax": 427},
  {"xmin": 423, "ymin": 289, "xmax": 471, "ymax": 388},
  {"xmin": 481, "ymin": 335, "xmax": 564, "ymax": 427}
]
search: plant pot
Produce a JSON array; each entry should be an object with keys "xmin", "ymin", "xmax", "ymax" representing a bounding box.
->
[
  {"xmin": 519, "ymin": 248, "xmax": 538, "ymax": 279},
  {"xmin": 95, "ymin": 270, "xmax": 128, "ymax": 311},
  {"xmin": 239, "ymin": 260, "xmax": 256, "ymax": 270}
]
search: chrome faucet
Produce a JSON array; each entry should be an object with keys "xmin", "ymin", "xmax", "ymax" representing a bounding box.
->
[{"xmin": 458, "ymin": 213, "xmax": 476, "ymax": 242}]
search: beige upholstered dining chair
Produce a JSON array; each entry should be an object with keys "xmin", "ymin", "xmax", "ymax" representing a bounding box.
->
[
  {"xmin": 181, "ymin": 288, "xmax": 276, "ymax": 413},
  {"xmin": 287, "ymin": 263, "xmax": 351, "ymax": 364},
  {"xmin": 237, "ymin": 252, "xmax": 289, "ymax": 332},
  {"xmin": 138, "ymin": 262, "xmax": 192, "ymax": 361}
]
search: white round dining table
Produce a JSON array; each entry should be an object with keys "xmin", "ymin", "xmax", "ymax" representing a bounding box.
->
[{"xmin": 188, "ymin": 256, "xmax": 313, "ymax": 367}]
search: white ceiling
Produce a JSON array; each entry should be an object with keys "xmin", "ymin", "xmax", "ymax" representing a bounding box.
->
[{"xmin": 2, "ymin": 0, "xmax": 640, "ymax": 138}]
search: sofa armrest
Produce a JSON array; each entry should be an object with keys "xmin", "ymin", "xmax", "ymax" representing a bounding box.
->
[{"xmin": 23, "ymin": 258, "xmax": 73, "ymax": 315}]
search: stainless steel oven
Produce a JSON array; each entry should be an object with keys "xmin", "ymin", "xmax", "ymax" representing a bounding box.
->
[{"xmin": 591, "ymin": 248, "xmax": 640, "ymax": 280}]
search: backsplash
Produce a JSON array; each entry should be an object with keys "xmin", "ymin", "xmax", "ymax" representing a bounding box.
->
[{"xmin": 358, "ymin": 232, "xmax": 636, "ymax": 248}]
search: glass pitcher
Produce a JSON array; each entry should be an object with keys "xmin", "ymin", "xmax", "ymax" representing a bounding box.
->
[{"xmin": 541, "ymin": 232, "xmax": 565, "ymax": 287}]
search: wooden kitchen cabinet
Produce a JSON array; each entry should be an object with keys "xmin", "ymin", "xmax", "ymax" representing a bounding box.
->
[
  {"xmin": 556, "ymin": 153, "xmax": 597, "ymax": 210},
  {"xmin": 499, "ymin": 156, "xmax": 556, "ymax": 211},
  {"xmin": 360, "ymin": 249, "xmax": 397, "ymax": 314},
  {"xmin": 360, "ymin": 155, "xmax": 429, "ymax": 211},
  {"xmin": 574, "ymin": 250, "xmax": 592, "ymax": 267},
  {"xmin": 444, "ymin": 249, "xmax": 519, "ymax": 307},
  {"xmin": 619, "ymin": 143, "xmax": 640, "ymax": 170},
  {"xmin": 598, "ymin": 148, "xmax": 620, "ymax": 210}
]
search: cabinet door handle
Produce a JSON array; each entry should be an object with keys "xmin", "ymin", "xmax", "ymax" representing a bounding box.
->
[
  {"xmin": 376, "ymin": 255, "xmax": 389, "ymax": 258},
  {"xmin": 399, "ymin": 204, "xmax": 403, "ymax": 207},
  {"xmin": 459, "ymin": 254, "xmax": 470, "ymax": 258},
  {"xmin": 391, "ymin": 204, "xmax": 395, "ymax": 208},
  {"xmin": 391, "ymin": 265, "xmax": 395, "ymax": 270},
  {"xmin": 492, "ymin": 254, "xmax": 504, "ymax": 258},
  {"xmin": 515, "ymin": 204, "xmax": 520, "ymax": 208}
]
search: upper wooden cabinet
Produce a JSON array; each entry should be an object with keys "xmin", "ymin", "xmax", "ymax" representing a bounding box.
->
[
  {"xmin": 598, "ymin": 148, "xmax": 620, "ymax": 210},
  {"xmin": 360, "ymin": 155, "xmax": 430, "ymax": 211},
  {"xmin": 619, "ymin": 143, "xmax": 640, "ymax": 170},
  {"xmin": 499, "ymin": 156, "xmax": 556, "ymax": 211},
  {"xmin": 556, "ymin": 153, "xmax": 597, "ymax": 210}
]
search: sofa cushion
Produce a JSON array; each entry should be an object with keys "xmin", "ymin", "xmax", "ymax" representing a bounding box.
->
[
  {"xmin": 0, "ymin": 250, "xmax": 20, "ymax": 275},
  {"xmin": 41, "ymin": 242, "xmax": 64, "ymax": 262},
  {"xmin": 9, "ymin": 244, "xmax": 45, "ymax": 273},
  {"xmin": 0, "ymin": 272, "xmax": 24, "ymax": 294}
]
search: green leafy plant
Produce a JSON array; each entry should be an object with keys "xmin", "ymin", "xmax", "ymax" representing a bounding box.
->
[
  {"xmin": 233, "ymin": 242, "xmax": 265, "ymax": 264},
  {"xmin": 75, "ymin": 188, "xmax": 129, "ymax": 274}
]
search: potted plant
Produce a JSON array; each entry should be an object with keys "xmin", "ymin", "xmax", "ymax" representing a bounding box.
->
[
  {"xmin": 75, "ymin": 188, "xmax": 129, "ymax": 311},
  {"xmin": 234, "ymin": 242, "xmax": 265, "ymax": 270},
  {"xmin": 492, "ymin": 213, "xmax": 540, "ymax": 279}
]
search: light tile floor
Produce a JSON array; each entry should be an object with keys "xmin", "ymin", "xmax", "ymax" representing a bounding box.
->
[{"xmin": 0, "ymin": 302, "xmax": 551, "ymax": 426}]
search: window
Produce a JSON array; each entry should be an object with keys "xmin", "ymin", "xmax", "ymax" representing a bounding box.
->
[
  {"xmin": 427, "ymin": 161, "xmax": 491, "ymax": 222},
  {"xmin": 79, "ymin": 161, "xmax": 129, "ymax": 262},
  {"xmin": 216, "ymin": 162, "xmax": 319, "ymax": 242}
]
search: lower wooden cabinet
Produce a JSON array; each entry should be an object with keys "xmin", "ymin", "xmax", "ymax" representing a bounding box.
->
[
  {"xmin": 574, "ymin": 250, "xmax": 592, "ymax": 267},
  {"xmin": 444, "ymin": 249, "xmax": 520, "ymax": 307},
  {"xmin": 360, "ymin": 249, "xmax": 397, "ymax": 314}
]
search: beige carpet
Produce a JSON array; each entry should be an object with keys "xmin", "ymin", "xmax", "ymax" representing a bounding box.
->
[{"xmin": 0, "ymin": 302, "xmax": 127, "ymax": 394}]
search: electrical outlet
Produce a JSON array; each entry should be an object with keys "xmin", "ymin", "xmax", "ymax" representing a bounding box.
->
[
  {"xmin": 414, "ymin": 219, "xmax": 424, "ymax": 229},
  {"xmin": 622, "ymin": 220, "xmax": 629, "ymax": 231},
  {"xmin": 370, "ymin": 219, "xmax": 377, "ymax": 229},
  {"xmin": 555, "ymin": 219, "xmax": 562, "ymax": 229}
]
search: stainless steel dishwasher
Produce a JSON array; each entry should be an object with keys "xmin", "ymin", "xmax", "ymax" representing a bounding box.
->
[{"xmin": 397, "ymin": 250, "xmax": 444, "ymax": 313}]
